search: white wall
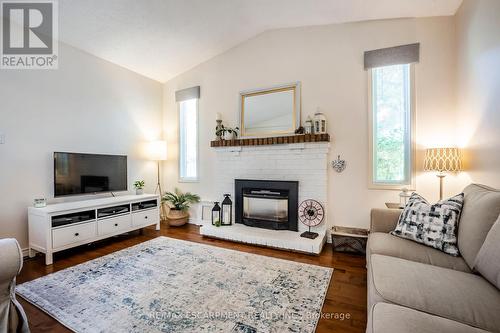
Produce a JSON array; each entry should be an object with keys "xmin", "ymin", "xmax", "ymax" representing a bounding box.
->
[
  {"xmin": 455, "ymin": 0, "xmax": 500, "ymax": 188},
  {"xmin": 163, "ymin": 17, "xmax": 466, "ymax": 231},
  {"xmin": 0, "ymin": 42, "xmax": 163, "ymax": 249}
]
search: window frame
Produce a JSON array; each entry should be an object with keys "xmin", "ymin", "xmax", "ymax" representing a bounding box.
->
[
  {"xmin": 368, "ymin": 64, "xmax": 416, "ymax": 190},
  {"xmin": 178, "ymin": 98, "xmax": 199, "ymax": 183}
]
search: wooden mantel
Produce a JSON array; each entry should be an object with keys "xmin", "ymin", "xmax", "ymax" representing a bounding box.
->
[{"xmin": 210, "ymin": 133, "xmax": 330, "ymax": 147}]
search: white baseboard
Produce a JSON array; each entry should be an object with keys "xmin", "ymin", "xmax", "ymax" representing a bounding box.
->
[{"xmin": 21, "ymin": 247, "xmax": 30, "ymax": 258}]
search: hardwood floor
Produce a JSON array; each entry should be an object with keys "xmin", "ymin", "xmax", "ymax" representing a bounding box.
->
[{"xmin": 17, "ymin": 223, "xmax": 367, "ymax": 333}]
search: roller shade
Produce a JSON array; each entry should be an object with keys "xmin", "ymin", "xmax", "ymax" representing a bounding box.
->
[
  {"xmin": 364, "ymin": 43, "xmax": 420, "ymax": 70},
  {"xmin": 175, "ymin": 86, "xmax": 200, "ymax": 102}
]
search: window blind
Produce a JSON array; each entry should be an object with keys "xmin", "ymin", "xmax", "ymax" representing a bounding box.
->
[
  {"xmin": 364, "ymin": 43, "xmax": 420, "ymax": 70},
  {"xmin": 175, "ymin": 86, "xmax": 200, "ymax": 102}
]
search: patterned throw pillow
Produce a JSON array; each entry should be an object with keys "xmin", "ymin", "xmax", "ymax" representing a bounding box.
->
[{"xmin": 391, "ymin": 193, "xmax": 464, "ymax": 256}]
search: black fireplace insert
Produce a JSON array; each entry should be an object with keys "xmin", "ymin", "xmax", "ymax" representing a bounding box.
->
[{"xmin": 235, "ymin": 179, "xmax": 298, "ymax": 231}]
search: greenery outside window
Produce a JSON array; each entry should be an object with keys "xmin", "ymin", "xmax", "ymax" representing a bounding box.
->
[
  {"xmin": 368, "ymin": 64, "xmax": 415, "ymax": 189},
  {"xmin": 179, "ymin": 98, "xmax": 199, "ymax": 182}
]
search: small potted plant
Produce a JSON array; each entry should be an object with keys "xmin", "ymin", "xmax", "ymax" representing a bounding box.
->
[
  {"xmin": 133, "ymin": 180, "xmax": 145, "ymax": 195},
  {"xmin": 162, "ymin": 188, "xmax": 200, "ymax": 226},
  {"xmin": 216, "ymin": 125, "xmax": 239, "ymax": 141}
]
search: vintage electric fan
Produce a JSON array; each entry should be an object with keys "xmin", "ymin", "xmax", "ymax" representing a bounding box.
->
[{"xmin": 298, "ymin": 199, "xmax": 325, "ymax": 239}]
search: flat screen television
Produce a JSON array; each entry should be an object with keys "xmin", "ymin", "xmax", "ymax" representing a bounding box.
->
[{"xmin": 54, "ymin": 152, "xmax": 127, "ymax": 197}]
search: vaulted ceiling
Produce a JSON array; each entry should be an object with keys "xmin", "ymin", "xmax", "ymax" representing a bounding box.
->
[{"xmin": 59, "ymin": 0, "xmax": 463, "ymax": 82}]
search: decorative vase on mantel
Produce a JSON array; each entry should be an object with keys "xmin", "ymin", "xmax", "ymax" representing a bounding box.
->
[
  {"xmin": 216, "ymin": 119, "xmax": 223, "ymax": 141},
  {"xmin": 166, "ymin": 208, "xmax": 189, "ymax": 226}
]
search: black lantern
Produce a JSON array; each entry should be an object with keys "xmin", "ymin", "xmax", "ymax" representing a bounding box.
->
[
  {"xmin": 212, "ymin": 202, "xmax": 221, "ymax": 226},
  {"xmin": 221, "ymin": 194, "xmax": 232, "ymax": 226}
]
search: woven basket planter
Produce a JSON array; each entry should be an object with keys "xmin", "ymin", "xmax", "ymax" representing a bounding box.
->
[{"xmin": 166, "ymin": 209, "xmax": 189, "ymax": 226}]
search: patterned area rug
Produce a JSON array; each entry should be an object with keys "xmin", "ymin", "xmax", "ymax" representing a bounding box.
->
[{"xmin": 17, "ymin": 236, "xmax": 332, "ymax": 333}]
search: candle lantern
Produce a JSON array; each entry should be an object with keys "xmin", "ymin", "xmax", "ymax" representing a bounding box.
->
[
  {"xmin": 399, "ymin": 188, "xmax": 411, "ymax": 208},
  {"xmin": 212, "ymin": 202, "xmax": 221, "ymax": 226},
  {"xmin": 313, "ymin": 109, "xmax": 327, "ymax": 134},
  {"xmin": 304, "ymin": 116, "xmax": 313, "ymax": 134},
  {"xmin": 221, "ymin": 194, "xmax": 232, "ymax": 226}
]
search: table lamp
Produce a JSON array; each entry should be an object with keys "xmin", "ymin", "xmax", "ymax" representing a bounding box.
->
[{"xmin": 423, "ymin": 147, "xmax": 462, "ymax": 200}]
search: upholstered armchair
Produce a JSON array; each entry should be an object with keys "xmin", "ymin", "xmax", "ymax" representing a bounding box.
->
[{"xmin": 0, "ymin": 238, "xmax": 29, "ymax": 333}]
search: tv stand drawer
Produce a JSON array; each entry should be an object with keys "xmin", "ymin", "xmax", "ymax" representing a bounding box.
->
[
  {"xmin": 132, "ymin": 208, "xmax": 159, "ymax": 227},
  {"xmin": 52, "ymin": 222, "xmax": 97, "ymax": 249},
  {"xmin": 98, "ymin": 215, "xmax": 132, "ymax": 236}
]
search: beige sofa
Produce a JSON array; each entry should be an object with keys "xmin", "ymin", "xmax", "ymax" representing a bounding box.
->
[
  {"xmin": 366, "ymin": 184, "xmax": 500, "ymax": 333},
  {"xmin": 0, "ymin": 238, "xmax": 29, "ymax": 333}
]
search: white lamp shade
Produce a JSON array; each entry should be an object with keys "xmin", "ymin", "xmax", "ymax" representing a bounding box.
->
[{"xmin": 147, "ymin": 140, "xmax": 167, "ymax": 161}]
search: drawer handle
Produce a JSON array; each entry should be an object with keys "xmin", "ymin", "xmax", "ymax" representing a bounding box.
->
[
  {"xmin": 74, "ymin": 232, "xmax": 79, "ymax": 236},
  {"xmin": 114, "ymin": 223, "xmax": 118, "ymax": 227},
  {"xmin": 144, "ymin": 216, "xmax": 148, "ymax": 219}
]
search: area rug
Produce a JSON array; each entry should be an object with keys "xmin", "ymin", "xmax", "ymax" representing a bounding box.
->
[{"xmin": 17, "ymin": 236, "xmax": 332, "ymax": 333}]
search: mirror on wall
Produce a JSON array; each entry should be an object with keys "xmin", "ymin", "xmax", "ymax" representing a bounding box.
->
[{"xmin": 239, "ymin": 82, "xmax": 301, "ymax": 137}]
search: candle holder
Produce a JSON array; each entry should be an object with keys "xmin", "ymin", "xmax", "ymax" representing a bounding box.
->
[
  {"xmin": 221, "ymin": 194, "xmax": 233, "ymax": 226},
  {"xmin": 399, "ymin": 188, "xmax": 411, "ymax": 208},
  {"xmin": 216, "ymin": 119, "xmax": 223, "ymax": 141},
  {"xmin": 212, "ymin": 202, "xmax": 221, "ymax": 226}
]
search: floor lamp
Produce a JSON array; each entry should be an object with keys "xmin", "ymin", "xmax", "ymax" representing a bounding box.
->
[
  {"xmin": 148, "ymin": 140, "xmax": 167, "ymax": 219},
  {"xmin": 423, "ymin": 147, "xmax": 462, "ymax": 200}
]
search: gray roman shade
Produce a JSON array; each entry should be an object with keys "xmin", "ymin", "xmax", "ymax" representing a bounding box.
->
[
  {"xmin": 364, "ymin": 43, "xmax": 420, "ymax": 70},
  {"xmin": 175, "ymin": 86, "xmax": 200, "ymax": 102}
]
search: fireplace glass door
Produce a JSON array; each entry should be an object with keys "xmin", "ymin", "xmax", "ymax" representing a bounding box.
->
[
  {"xmin": 235, "ymin": 179, "xmax": 298, "ymax": 231},
  {"xmin": 243, "ymin": 192, "xmax": 288, "ymax": 223}
]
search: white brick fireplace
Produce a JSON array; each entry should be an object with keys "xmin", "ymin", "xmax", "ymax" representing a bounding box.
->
[{"xmin": 200, "ymin": 142, "xmax": 330, "ymax": 254}]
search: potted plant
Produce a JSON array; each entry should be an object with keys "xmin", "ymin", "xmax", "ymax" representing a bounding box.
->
[
  {"xmin": 162, "ymin": 188, "xmax": 200, "ymax": 226},
  {"xmin": 216, "ymin": 125, "xmax": 239, "ymax": 141},
  {"xmin": 133, "ymin": 180, "xmax": 145, "ymax": 195}
]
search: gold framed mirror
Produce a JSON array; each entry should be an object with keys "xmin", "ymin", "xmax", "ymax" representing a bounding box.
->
[{"xmin": 239, "ymin": 82, "xmax": 301, "ymax": 137}]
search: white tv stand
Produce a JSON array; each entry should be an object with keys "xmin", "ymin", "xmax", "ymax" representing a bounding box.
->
[{"xmin": 28, "ymin": 194, "xmax": 160, "ymax": 265}]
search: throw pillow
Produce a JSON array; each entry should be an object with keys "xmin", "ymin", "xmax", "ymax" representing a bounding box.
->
[
  {"xmin": 391, "ymin": 192, "xmax": 464, "ymax": 256},
  {"xmin": 473, "ymin": 215, "xmax": 500, "ymax": 289}
]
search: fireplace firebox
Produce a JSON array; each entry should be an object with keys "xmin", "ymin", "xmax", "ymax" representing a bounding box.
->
[{"xmin": 235, "ymin": 179, "xmax": 298, "ymax": 231}]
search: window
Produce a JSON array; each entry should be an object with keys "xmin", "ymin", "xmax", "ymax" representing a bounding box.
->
[
  {"xmin": 179, "ymin": 98, "xmax": 198, "ymax": 182},
  {"xmin": 369, "ymin": 64, "xmax": 415, "ymax": 189}
]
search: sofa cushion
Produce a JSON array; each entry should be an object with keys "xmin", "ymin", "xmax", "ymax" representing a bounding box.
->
[
  {"xmin": 391, "ymin": 192, "xmax": 463, "ymax": 256},
  {"xmin": 372, "ymin": 303, "xmax": 489, "ymax": 333},
  {"xmin": 458, "ymin": 184, "xmax": 500, "ymax": 268},
  {"xmin": 370, "ymin": 208, "xmax": 402, "ymax": 233},
  {"xmin": 474, "ymin": 215, "xmax": 500, "ymax": 289},
  {"xmin": 367, "ymin": 232, "xmax": 471, "ymax": 272},
  {"xmin": 369, "ymin": 254, "xmax": 500, "ymax": 332}
]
